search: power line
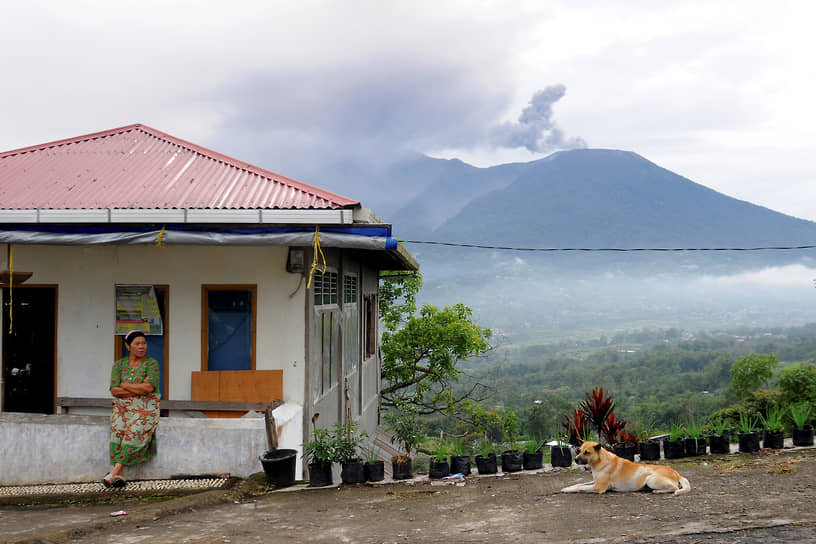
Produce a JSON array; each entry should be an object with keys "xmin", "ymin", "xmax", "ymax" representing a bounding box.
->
[{"xmin": 400, "ymin": 240, "xmax": 816, "ymax": 252}]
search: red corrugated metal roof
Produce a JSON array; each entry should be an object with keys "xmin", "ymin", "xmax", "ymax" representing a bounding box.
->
[{"xmin": 0, "ymin": 124, "xmax": 359, "ymax": 210}]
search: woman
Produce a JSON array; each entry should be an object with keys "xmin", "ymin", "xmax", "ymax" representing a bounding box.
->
[{"xmin": 104, "ymin": 330, "xmax": 160, "ymax": 488}]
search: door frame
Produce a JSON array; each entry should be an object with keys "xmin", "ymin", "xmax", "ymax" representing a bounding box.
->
[{"xmin": 1, "ymin": 284, "xmax": 59, "ymax": 414}]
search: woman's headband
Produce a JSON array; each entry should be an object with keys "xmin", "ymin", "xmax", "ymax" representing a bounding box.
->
[{"xmin": 124, "ymin": 330, "xmax": 146, "ymax": 345}]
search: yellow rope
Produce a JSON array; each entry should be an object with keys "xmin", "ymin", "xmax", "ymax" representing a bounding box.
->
[
  {"xmin": 306, "ymin": 226, "xmax": 327, "ymax": 289},
  {"xmin": 156, "ymin": 225, "xmax": 166, "ymax": 247},
  {"xmin": 7, "ymin": 244, "xmax": 12, "ymax": 334}
]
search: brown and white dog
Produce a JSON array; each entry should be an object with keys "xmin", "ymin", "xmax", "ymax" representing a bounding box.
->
[{"xmin": 560, "ymin": 441, "xmax": 691, "ymax": 495}]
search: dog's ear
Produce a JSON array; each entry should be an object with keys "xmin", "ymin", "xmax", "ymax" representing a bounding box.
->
[
  {"xmin": 593, "ymin": 443, "xmax": 602, "ymax": 452},
  {"xmin": 577, "ymin": 438, "xmax": 584, "ymax": 445}
]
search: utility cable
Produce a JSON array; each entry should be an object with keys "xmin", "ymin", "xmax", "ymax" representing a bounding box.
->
[{"xmin": 399, "ymin": 241, "xmax": 816, "ymax": 252}]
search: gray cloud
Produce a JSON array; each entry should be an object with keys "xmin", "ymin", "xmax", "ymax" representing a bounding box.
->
[{"xmin": 489, "ymin": 85, "xmax": 587, "ymax": 152}]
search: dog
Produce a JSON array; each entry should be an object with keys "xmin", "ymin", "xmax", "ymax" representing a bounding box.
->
[{"xmin": 560, "ymin": 441, "xmax": 690, "ymax": 495}]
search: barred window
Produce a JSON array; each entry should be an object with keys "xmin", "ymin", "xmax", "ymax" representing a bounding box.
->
[
  {"xmin": 313, "ymin": 271, "xmax": 338, "ymax": 306},
  {"xmin": 343, "ymin": 274, "xmax": 358, "ymax": 304}
]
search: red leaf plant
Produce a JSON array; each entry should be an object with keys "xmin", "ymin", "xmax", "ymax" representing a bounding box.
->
[{"xmin": 580, "ymin": 387, "xmax": 615, "ymax": 443}]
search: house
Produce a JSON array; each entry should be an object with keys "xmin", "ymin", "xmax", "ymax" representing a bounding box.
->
[{"xmin": 0, "ymin": 124, "xmax": 418, "ymax": 485}]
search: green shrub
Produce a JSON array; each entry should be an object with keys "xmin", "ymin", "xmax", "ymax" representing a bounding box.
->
[{"xmin": 777, "ymin": 364, "xmax": 816, "ymax": 406}]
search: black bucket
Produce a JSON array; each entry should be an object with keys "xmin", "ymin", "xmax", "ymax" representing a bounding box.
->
[
  {"xmin": 259, "ymin": 449, "xmax": 297, "ymax": 488},
  {"xmin": 709, "ymin": 432, "xmax": 730, "ymax": 454},
  {"xmin": 450, "ymin": 455, "xmax": 471, "ymax": 475},
  {"xmin": 663, "ymin": 438, "xmax": 685, "ymax": 459},
  {"xmin": 763, "ymin": 430, "xmax": 785, "ymax": 450},
  {"xmin": 365, "ymin": 460, "xmax": 385, "ymax": 482},
  {"xmin": 341, "ymin": 460, "xmax": 366, "ymax": 484},
  {"xmin": 308, "ymin": 461, "xmax": 333, "ymax": 487},
  {"xmin": 550, "ymin": 446, "xmax": 572, "ymax": 468},
  {"xmin": 638, "ymin": 440, "xmax": 661, "ymax": 461},
  {"xmin": 475, "ymin": 453, "xmax": 497, "ymax": 474},
  {"xmin": 738, "ymin": 431, "xmax": 760, "ymax": 453},
  {"xmin": 684, "ymin": 437, "xmax": 706, "ymax": 456},
  {"xmin": 612, "ymin": 442, "xmax": 636, "ymax": 461},
  {"xmin": 501, "ymin": 450, "xmax": 523, "ymax": 472},
  {"xmin": 522, "ymin": 450, "xmax": 543, "ymax": 470},
  {"xmin": 392, "ymin": 458, "xmax": 413, "ymax": 480},
  {"xmin": 429, "ymin": 459, "xmax": 451, "ymax": 479},
  {"xmin": 793, "ymin": 425, "xmax": 814, "ymax": 447}
]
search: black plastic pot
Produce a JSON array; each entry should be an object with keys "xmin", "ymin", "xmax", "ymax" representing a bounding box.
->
[
  {"xmin": 501, "ymin": 450, "xmax": 523, "ymax": 472},
  {"xmin": 612, "ymin": 442, "xmax": 636, "ymax": 461},
  {"xmin": 429, "ymin": 458, "xmax": 451, "ymax": 479},
  {"xmin": 340, "ymin": 460, "xmax": 366, "ymax": 484},
  {"xmin": 259, "ymin": 449, "xmax": 297, "ymax": 488},
  {"xmin": 684, "ymin": 437, "xmax": 706, "ymax": 456},
  {"xmin": 308, "ymin": 461, "xmax": 333, "ymax": 487},
  {"xmin": 763, "ymin": 430, "xmax": 785, "ymax": 450},
  {"xmin": 392, "ymin": 458, "xmax": 413, "ymax": 480},
  {"xmin": 365, "ymin": 460, "xmax": 385, "ymax": 482},
  {"xmin": 550, "ymin": 446, "xmax": 572, "ymax": 468},
  {"xmin": 709, "ymin": 431, "xmax": 730, "ymax": 455},
  {"xmin": 475, "ymin": 453, "xmax": 497, "ymax": 474},
  {"xmin": 638, "ymin": 440, "xmax": 661, "ymax": 461},
  {"xmin": 792, "ymin": 425, "xmax": 814, "ymax": 447},
  {"xmin": 662, "ymin": 438, "xmax": 685, "ymax": 459},
  {"xmin": 522, "ymin": 450, "xmax": 543, "ymax": 470},
  {"xmin": 738, "ymin": 431, "xmax": 760, "ymax": 453},
  {"xmin": 450, "ymin": 454, "xmax": 471, "ymax": 475}
]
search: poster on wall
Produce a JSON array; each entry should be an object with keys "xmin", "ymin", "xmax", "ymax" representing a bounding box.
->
[{"xmin": 115, "ymin": 284, "xmax": 163, "ymax": 335}]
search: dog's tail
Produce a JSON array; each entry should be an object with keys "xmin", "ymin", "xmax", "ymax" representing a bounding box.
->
[{"xmin": 673, "ymin": 477, "xmax": 691, "ymax": 495}]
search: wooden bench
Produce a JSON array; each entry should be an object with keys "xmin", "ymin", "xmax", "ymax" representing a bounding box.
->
[{"xmin": 56, "ymin": 397, "xmax": 285, "ymax": 449}]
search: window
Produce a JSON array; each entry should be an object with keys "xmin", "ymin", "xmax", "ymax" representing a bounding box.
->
[
  {"xmin": 364, "ymin": 294, "xmax": 377, "ymax": 359},
  {"xmin": 343, "ymin": 274, "xmax": 359, "ymax": 377},
  {"xmin": 313, "ymin": 271, "xmax": 337, "ymax": 305},
  {"xmin": 343, "ymin": 274, "xmax": 358, "ymax": 304},
  {"xmin": 202, "ymin": 285, "xmax": 256, "ymax": 371}
]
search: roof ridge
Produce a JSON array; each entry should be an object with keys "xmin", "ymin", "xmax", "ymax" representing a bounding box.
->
[{"xmin": 1, "ymin": 124, "xmax": 358, "ymax": 207}]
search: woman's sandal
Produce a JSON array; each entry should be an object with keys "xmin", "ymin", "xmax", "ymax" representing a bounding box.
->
[
  {"xmin": 112, "ymin": 477, "xmax": 127, "ymax": 488},
  {"xmin": 102, "ymin": 473, "xmax": 114, "ymax": 488}
]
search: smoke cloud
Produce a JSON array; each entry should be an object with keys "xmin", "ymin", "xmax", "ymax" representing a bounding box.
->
[{"xmin": 490, "ymin": 84, "xmax": 587, "ymax": 152}]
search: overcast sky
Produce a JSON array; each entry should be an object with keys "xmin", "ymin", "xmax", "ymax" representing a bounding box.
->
[{"xmin": 2, "ymin": 1, "xmax": 814, "ymax": 221}]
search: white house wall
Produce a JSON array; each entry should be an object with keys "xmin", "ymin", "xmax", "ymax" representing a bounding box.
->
[{"xmin": 4, "ymin": 244, "xmax": 306, "ymax": 406}]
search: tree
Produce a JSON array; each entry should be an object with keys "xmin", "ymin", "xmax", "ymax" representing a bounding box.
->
[
  {"xmin": 379, "ymin": 273, "xmax": 492, "ymax": 416},
  {"xmin": 730, "ymin": 353, "xmax": 779, "ymax": 399},
  {"xmin": 777, "ymin": 363, "xmax": 816, "ymax": 405}
]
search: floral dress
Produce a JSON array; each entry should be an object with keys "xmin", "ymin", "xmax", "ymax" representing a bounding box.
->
[{"xmin": 109, "ymin": 357, "xmax": 160, "ymax": 465}]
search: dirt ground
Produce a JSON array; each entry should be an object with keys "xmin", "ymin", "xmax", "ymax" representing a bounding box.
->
[{"xmin": 3, "ymin": 448, "xmax": 816, "ymax": 544}]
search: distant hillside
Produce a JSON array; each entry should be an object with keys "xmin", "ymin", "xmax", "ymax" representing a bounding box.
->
[{"xmin": 386, "ymin": 149, "xmax": 816, "ymax": 275}]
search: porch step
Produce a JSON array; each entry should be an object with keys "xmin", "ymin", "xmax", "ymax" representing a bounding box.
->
[{"xmin": 372, "ymin": 426, "xmax": 408, "ymax": 476}]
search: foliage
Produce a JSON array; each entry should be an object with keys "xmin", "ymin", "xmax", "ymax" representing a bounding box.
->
[
  {"xmin": 502, "ymin": 408, "xmax": 521, "ymax": 450},
  {"xmin": 738, "ymin": 412, "xmax": 758, "ymax": 434},
  {"xmin": 448, "ymin": 439, "xmax": 464, "ymax": 457},
  {"xmin": 459, "ymin": 400, "xmax": 503, "ymax": 442},
  {"xmin": 730, "ymin": 353, "xmax": 779, "ymax": 399},
  {"xmin": 562, "ymin": 408, "xmax": 592, "ymax": 446},
  {"xmin": 709, "ymin": 417, "xmax": 729, "ymax": 436},
  {"xmin": 685, "ymin": 416, "xmax": 705, "ymax": 438},
  {"xmin": 777, "ymin": 363, "xmax": 816, "ymax": 406},
  {"xmin": 758, "ymin": 406, "xmax": 785, "ymax": 432},
  {"xmin": 380, "ymin": 301, "xmax": 492, "ymax": 415},
  {"xmin": 385, "ymin": 407, "xmax": 423, "ymax": 459},
  {"xmin": 668, "ymin": 420, "xmax": 685, "ymax": 441},
  {"xmin": 379, "ymin": 271, "xmax": 422, "ymax": 332},
  {"xmin": 332, "ymin": 421, "xmax": 366, "ymax": 465},
  {"xmin": 601, "ymin": 413, "xmax": 627, "ymax": 445},
  {"xmin": 433, "ymin": 441, "xmax": 450, "ymax": 462},
  {"xmin": 525, "ymin": 439, "xmax": 545, "ymax": 454},
  {"xmin": 580, "ymin": 387, "xmax": 616, "ymax": 442},
  {"xmin": 790, "ymin": 402, "xmax": 812, "ymax": 428},
  {"xmin": 302, "ymin": 428, "xmax": 334, "ymax": 465}
]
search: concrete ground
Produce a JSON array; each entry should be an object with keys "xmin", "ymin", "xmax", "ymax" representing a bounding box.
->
[{"xmin": 2, "ymin": 445, "xmax": 815, "ymax": 544}]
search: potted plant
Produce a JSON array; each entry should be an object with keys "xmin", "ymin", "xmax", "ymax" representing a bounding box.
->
[
  {"xmin": 759, "ymin": 406, "xmax": 785, "ymax": 450},
  {"xmin": 500, "ymin": 409, "xmax": 523, "ymax": 472},
  {"xmin": 610, "ymin": 427, "xmax": 637, "ymax": 462},
  {"xmin": 362, "ymin": 443, "xmax": 385, "ymax": 482},
  {"xmin": 790, "ymin": 402, "xmax": 814, "ymax": 447},
  {"xmin": 633, "ymin": 418, "xmax": 660, "ymax": 461},
  {"xmin": 522, "ymin": 439, "xmax": 545, "ymax": 470},
  {"xmin": 708, "ymin": 417, "xmax": 731, "ymax": 455},
  {"xmin": 737, "ymin": 412, "xmax": 760, "ymax": 453},
  {"xmin": 449, "ymin": 439, "xmax": 471, "ymax": 475},
  {"xmin": 662, "ymin": 420, "xmax": 686, "ymax": 460},
  {"xmin": 302, "ymin": 427, "xmax": 335, "ymax": 487},
  {"xmin": 475, "ymin": 438, "xmax": 498, "ymax": 474},
  {"xmin": 429, "ymin": 441, "xmax": 451, "ymax": 478},
  {"xmin": 550, "ymin": 436, "xmax": 572, "ymax": 468},
  {"xmin": 386, "ymin": 408, "xmax": 422, "ymax": 480},
  {"xmin": 684, "ymin": 416, "xmax": 706, "ymax": 456},
  {"xmin": 334, "ymin": 421, "xmax": 367, "ymax": 484}
]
